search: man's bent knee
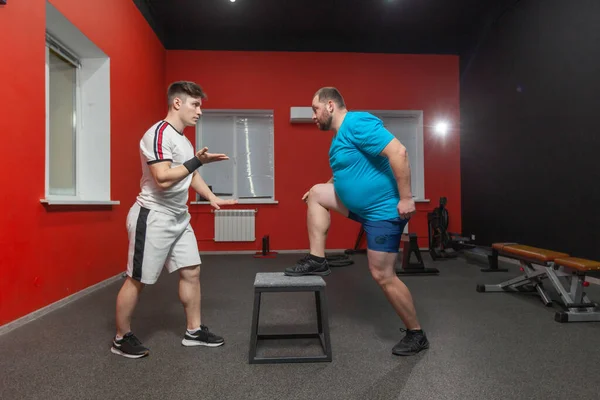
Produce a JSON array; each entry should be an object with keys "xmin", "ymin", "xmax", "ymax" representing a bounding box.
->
[
  {"xmin": 369, "ymin": 265, "xmax": 397, "ymax": 286},
  {"xmin": 308, "ymin": 183, "xmax": 348, "ymax": 216},
  {"xmin": 308, "ymin": 184, "xmax": 329, "ymax": 204}
]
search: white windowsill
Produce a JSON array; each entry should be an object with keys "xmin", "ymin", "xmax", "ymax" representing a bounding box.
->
[
  {"xmin": 40, "ymin": 199, "xmax": 120, "ymax": 205},
  {"xmin": 191, "ymin": 199, "xmax": 279, "ymax": 205},
  {"xmin": 415, "ymin": 198, "xmax": 430, "ymax": 203}
]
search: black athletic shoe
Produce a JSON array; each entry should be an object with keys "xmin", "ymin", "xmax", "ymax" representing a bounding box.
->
[
  {"xmin": 284, "ymin": 254, "xmax": 331, "ymax": 276},
  {"xmin": 110, "ymin": 332, "xmax": 149, "ymax": 359},
  {"xmin": 182, "ymin": 325, "xmax": 225, "ymax": 347},
  {"xmin": 392, "ymin": 329, "xmax": 430, "ymax": 356}
]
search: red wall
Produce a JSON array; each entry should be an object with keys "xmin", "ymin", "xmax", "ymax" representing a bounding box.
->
[
  {"xmin": 166, "ymin": 51, "xmax": 461, "ymax": 253},
  {"xmin": 0, "ymin": 0, "xmax": 166, "ymax": 326},
  {"xmin": 0, "ymin": 2, "xmax": 460, "ymax": 327}
]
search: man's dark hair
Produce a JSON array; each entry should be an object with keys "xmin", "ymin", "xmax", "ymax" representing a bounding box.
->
[
  {"xmin": 314, "ymin": 87, "xmax": 346, "ymax": 109},
  {"xmin": 167, "ymin": 81, "xmax": 207, "ymax": 107}
]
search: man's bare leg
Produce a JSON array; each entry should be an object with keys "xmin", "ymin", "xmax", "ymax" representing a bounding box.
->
[
  {"xmin": 179, "ymin": 265, "xmax": 201, "ymax": 330},
  {"xmin": 285, "ymin": 184, "xmax": 349, "ymax": 276},
  {"xmin": 367, "ymin": 250, "xmax": 420, "ymax": 329},
  {"xmin": 306, "ymin": 183, "xmax": 349, "ymax": 257},
  {"xmin": 179, "ymin": 265, "xmax": 224, "ymax": 347},
  {"xmin": 115, "ymin": 277, "xmax": 145, "ymax": 337},
  {"xmin": 112, "ymin": 276, "xmax": 150, "ymax": 358},
  {"xmin": 367, "ymin": 249, "xmax": 429, "ymax": 356}
]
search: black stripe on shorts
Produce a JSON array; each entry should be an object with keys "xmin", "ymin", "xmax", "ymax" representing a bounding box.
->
[{"xmin": 132, "ymin": 206, "xmax": 150, "ymax": 281}]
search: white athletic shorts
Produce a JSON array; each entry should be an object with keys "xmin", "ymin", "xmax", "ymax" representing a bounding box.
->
[{"xmin": 126, "ymin": 202, "xmax": 201, "ymax": 284}]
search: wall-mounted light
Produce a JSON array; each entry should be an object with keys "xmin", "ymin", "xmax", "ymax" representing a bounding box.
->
[{"xmin": 434, "ymin": 121, "xmax": 449, "ymax": 136}]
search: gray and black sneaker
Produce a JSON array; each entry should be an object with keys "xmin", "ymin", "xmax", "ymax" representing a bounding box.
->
[
  {"xmin": 110, "ymin": 332, "xmax": 149, "ymax": 359},
  {"xmin": 284, "ymin": 254, "xmax": 331, "ymax": 276},
  {"xmin": 182, "ymin": 325, "xmax": 225, "ymax": 347},
  {"xmin": 392, "ymin": 328, "xmax": 430, "ymax": 356}
]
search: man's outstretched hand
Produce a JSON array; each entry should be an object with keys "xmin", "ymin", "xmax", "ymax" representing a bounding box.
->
[
  {"xmin": 196, "ymin": 147, "xmax": 229, "ymax": 164},
  {"xmin": 210, "ymin": 197, "xmax": 238, "ymax": 210}
]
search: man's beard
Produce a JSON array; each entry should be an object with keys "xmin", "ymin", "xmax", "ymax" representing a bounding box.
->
[{"xmin": 319, "ymin": 114, "xmax": 333, "ymax": 131}]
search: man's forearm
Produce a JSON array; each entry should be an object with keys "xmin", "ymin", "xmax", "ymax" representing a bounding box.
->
[
  {"xmin": 191, "ymin": 171, "xmax": 216, "ymax": 201},
  {"xmin": 152, "ymin": 155, "xmax": 203, "ymax": 189},
  {"xmin": 388, "ymin": 146, "xmax": 413, "ymax": 199},
  {"xmin": 155, "ymin": 165, "xmax": 194, "ymax": 188}
]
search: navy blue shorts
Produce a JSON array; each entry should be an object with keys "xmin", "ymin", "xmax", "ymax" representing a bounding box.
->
[{"xmin": 348, "ymin": 211, "xmax": 408, "ymax": 253}]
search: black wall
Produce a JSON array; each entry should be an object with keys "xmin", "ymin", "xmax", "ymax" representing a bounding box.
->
[{"xmin": 460, "ymin": 0, "xmax": 600, "ymax": 258}]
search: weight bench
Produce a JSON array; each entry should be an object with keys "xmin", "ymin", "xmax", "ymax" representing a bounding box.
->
[
  {"xmin": 476, "ymin": 243, "xmax": 600, "ymax": 323},
  {"xmin": 249, "ymin": 272, "xmax": 332, "ymax": 364}
]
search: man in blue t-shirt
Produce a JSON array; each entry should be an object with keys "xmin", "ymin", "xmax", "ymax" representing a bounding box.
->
[{"xmin": 284, "ymin": 87, "xmax": 429, "ymax": 356}]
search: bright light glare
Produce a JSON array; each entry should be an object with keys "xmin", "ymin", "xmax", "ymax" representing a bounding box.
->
[
  {"xmin": 435, "ymin": 121, "xmax": 449, "ymax": 136},
  {"xmin": 230, "ymin": 0, "xmax": 236, "ymax": 2}
]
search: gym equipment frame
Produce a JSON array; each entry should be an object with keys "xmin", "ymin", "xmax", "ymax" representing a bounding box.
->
[{"xmin": 477, "ymin": 243, "xmax": 600, "ymax": 323}]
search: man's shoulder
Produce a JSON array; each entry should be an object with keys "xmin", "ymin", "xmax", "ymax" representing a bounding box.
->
[
  {"xmin": 141, "ymin": 120, "xmax": 164, "ymax": 137},
  {"xmin": 347, "ymin": 111, "xmax": 374, "ymax": 118},
  {"xmin": 344, "ymin": 111, "xmax": 383, "ymax": 131},
  {"xmin": 141, "ymin": 120, "xmax": 182, "ymax": 140},
  {"xmin": 139, "ymin": 121, "xmax": 168, "ymax": 151}
]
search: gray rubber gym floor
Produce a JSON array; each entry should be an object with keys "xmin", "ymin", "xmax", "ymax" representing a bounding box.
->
[{"xmin": 1, "ymin": 252, "xmax": 599, "ymax": 400}]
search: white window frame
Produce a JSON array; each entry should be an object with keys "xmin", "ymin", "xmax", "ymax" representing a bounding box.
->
[
  {"xmin": 192, "ymin": 109, "xmax": 278, "ymax": 205},
  {"xmin": 41, "ymin": 1, "xmax": 118, "ymax": 206}
]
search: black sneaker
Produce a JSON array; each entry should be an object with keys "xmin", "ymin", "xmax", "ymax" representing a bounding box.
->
[
  {"xmin": 284, "ymin": 254, "xmax": 331, "ymax": 276},
  {"xmin": 392, "ymin": 329, "xmax": 430, "ymax": 356},
  {"xmin": 110, "ymin": 332, "xmax": 149, "ymax": 359},
  {"xmin": 182, "ymin": 325, "xmax": 225, "ymax": 347}
]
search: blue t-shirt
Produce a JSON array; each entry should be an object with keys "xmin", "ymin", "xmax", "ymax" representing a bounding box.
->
[{"xmin": 329, "ymin": 111, "xmax": 399, "ymax": 221}]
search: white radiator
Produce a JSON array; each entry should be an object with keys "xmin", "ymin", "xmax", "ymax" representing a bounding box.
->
[{"xmin": 214, "ymin": 209, "xmax": 257, "ymax": 242}]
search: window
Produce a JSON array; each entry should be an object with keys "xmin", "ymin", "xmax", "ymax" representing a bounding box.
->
[
  {"xmin": 369, "ymin": 110, "xmax": 426, "ymax": 201},
  {"xmin": 42, "ymin": 1, "xmax": 116, "ymax": 205},
  {"xmin": 195, "ymin": 110, "xmax": 276, "ymax": 203},
  {"xmin": 46, "ymin": 39, "xmax": 78, "ymax": 196}
]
